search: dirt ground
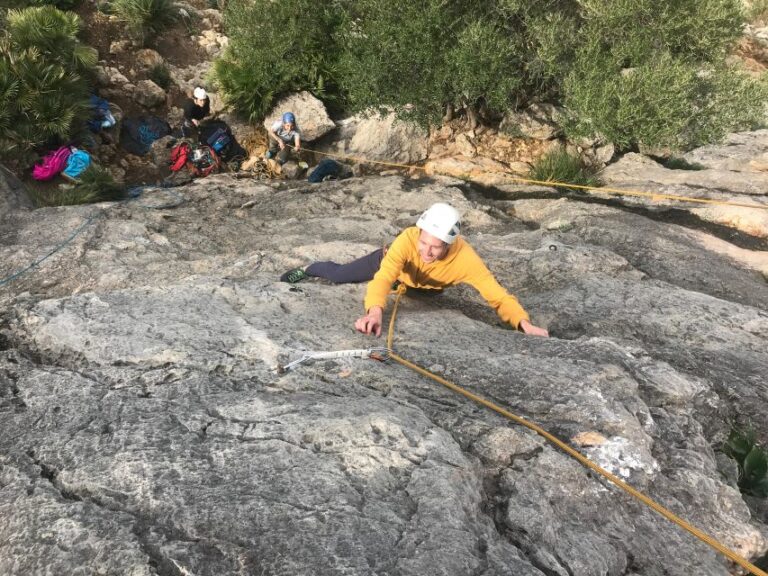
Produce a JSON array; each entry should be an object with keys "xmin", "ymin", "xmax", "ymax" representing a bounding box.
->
[{"xmin": 18, "ymin": 0, "xmax": 223, "ymax": 193}]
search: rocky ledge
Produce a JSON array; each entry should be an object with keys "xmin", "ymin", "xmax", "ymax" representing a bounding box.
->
[{"xmin": 0, "ymin": 134, "xmax": 767, "ymax": 575}]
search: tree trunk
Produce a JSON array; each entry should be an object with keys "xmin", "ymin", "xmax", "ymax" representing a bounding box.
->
[
  {"xmin": 466, "ymin": 105, "xmax": 478, "ymax": 131},
  {"xmin": 477, "ymin": 99, "xmax": 489, "ymax": 124},
  {"xmin": 443, "ymin": 103, "xmax": 454, "ymax": 123}
]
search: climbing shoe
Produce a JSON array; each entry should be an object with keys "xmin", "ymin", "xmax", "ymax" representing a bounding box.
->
[{"xmin": 280, "ymin": 268, "xmax": 308, "ymax": 283}]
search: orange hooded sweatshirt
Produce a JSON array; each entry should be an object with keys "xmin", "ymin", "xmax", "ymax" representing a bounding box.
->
[{"xmin": 364, "ymin": 227, "xmax": 530, "ymax": 328}]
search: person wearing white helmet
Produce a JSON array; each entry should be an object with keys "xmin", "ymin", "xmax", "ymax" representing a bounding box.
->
[
  {"xmin": 280, "ymin": 202, "xmax": 549, "ymax": 338},
  {"xmin": 181, "ymin": 87, "xmax": 210, "ymax": 137}
]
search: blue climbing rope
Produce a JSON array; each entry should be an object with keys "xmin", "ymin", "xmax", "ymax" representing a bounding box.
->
[
  {"xmin": 0, "ymin": 184, "xmax": 185, "ymax": 288},
  {"xmin": 0, "ymin": 212, "xmax": 100, "ymax": 288}
]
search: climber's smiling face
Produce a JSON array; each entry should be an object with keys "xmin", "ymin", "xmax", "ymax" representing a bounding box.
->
[{"xmin": 417, "ymin": 230, "xmax": 449, "ymax": 263}]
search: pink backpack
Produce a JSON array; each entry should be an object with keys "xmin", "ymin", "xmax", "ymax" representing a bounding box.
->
[{"xmin": 32, "ymin": 146, "xmax": 71, "ymax": 181}]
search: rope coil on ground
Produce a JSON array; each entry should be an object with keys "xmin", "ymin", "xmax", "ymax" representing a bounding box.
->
[{"xmin": 384, "ymin": 287, "xmax": 767, "ymax": 576}]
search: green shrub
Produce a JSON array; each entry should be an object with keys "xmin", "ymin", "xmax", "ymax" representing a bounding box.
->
[
  {"xmin": 1, "ymin": 0, "xmax": 80, "ymax": 9},
  {"xmin": 111, "ymin": 0, "xmax": 177, "ymax": 43},
  {"xmin": 36, "ymin": 0, "xmax": 80, "ymax": 9},
  {"xmin": 4, "ymin": 4, "xmax": 96, "ymax": 65},
  {"xmin": 522, "ymin": 10, "xmax": 581, "ymax": 94},
  {"xmin": 528, "ymin": 147, "xmax": 602, "ymax": 193},
  {"xmin": 571, "ymin": 0, "xmax": 743, "ymax": 65},
  {"xmin": 723, "ymin": 427, "xmax": 768, "ymax": 498},
  {"xmin": 148, "ymin": 63, "xmax": 171, "ymax": 90},
  {"xmin": 71, "ymin": 165, "xmax": 124, "ymax": 202},
  {"xmin": 564, "ymin": 46, "xmax": 768, "ymax": 150},
  {"xmin": 336, "ymin": 0, "xmax": 463, "ymax": 124},
  {"xmin": 0, "ymin": 6, "xmax": 96, "ymax": 165},
  {"xmin": 336, "ymin": 0, "xmax": 531, "ymax": 125},
  {"xmin": 33, "ymin": 0, "xmax": 80, "ymax": 9},
  {"xmin": 563, "ymin": 0, "xmax": 766, "ymax": 150},
  {"xmin": 213, "ymin": 0, "xmax": 344, "ymax": 121},
  {"xmin": 27, "ymin": 165, "xmax": 124, "ymax": 206},
  {"xmin": 212, "ymin": 0, "xmax": 764, "ymax": 152},
  {"xmin": 95, "ymin": 0, "xmax": 112, "ymax": 14}
]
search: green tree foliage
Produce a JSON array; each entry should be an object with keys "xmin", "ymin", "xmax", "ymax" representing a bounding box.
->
[
  {"xmin": 723, "ymin": 427, "xmax": 768, "ymax": 498},
  {"xmin": 0, "ymin": 6, "xmax": 96, "ymax": 163},
  {"xmin": 563, "ymin": 0, "xmax": 767, "ymax": 149},
  {"xmin": 148, "ymin": 63, "xmax": 171, "ymax": 90},
  {"xmin": 111, "ymin": 0, "xmax": 177, "ymax": 43},
  {"xmin": 213, "ymin": 0, "xmax": 345, "ymax": 121},
  {"xmin": 336, "ymin": 0, "xmax": 460, "ymax": 123},
  {"xmin": 337, "ymin": 0, "xmax": 534, "ymax": 124},
  {"xmin": 0, "ymin": 0, "xmax": 80, "ymax": 10},
  {"xmin": 213, "ymin": 0, "xmax": 766, "ymax": 151}
]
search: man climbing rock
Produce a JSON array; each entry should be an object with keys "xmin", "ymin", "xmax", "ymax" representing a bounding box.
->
[
  {"xmin": 281, "ymin": 203, "xmax": 549, "ymax": 338},
  {"xmin": 266, "ymin": 112, "xmax": 301, "ymax": 165},
  {"xmin": 182, "ymin": 87, "xmax": 210, "ymax": 137}
]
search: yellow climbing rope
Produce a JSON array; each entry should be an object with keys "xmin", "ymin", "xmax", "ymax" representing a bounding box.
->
[
  {"xmin": 384, "ymin": 287, "xmax": 767, "ymax": 576},
  {"xmin": 295, "ymin": 145, "xmax": 768, "ymax": 212}
]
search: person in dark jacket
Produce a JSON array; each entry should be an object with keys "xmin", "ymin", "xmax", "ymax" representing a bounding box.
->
[{"xmin": 182, "ymin": 87, "xmax": 210, "ymax": 137}]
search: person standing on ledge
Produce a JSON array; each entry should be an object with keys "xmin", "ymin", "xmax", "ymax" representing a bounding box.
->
[{"xmin": 281, "ymin": 203, "xmax": 549, "ymax": 338}]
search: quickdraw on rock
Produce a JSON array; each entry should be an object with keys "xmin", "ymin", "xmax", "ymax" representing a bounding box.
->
[{"xmin": 277, "ymin": 347, "xmax": 390, "ymax": 374}]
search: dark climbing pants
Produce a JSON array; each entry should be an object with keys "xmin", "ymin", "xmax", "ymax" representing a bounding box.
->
[
  {"xmin": 305, "ymin": 248, "xmax": 385, "ymax": 284},
  {"xmin": 267, "ymin": 141, "xmax": 293, "ymax": 164},
  {"xmin": 181, "ymin": 119, "xmax": 198, "ymax": 139}
]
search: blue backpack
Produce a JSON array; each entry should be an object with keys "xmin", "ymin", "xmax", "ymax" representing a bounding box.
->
[
  {"xmin": 206, "ymin": 127, "xmax": 231, "ymax": 153},
  {"xmin": 62, "ymin": 149, "xmax": 91, "ymax": 180},
  {"xmin": 308, "ymin": 159, "xmax": 353, "ymax": 183},
  {"xmin": 87, "ymin": 95, "xmax": 113, "ymax": 132}
]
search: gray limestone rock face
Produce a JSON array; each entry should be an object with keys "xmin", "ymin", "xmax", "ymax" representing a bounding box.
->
[
  {"xmin": 133, "ymin": 79, "xmax": 167, "ymax": 109},
  {"xmin": 317, "ymin": 111, "xmax": 429, "ymax": 165},
  {"xmin": 0, "ymin": 164, "xmax": 32, "ymax": 215},
  {"xmin": 601, "ymin": 133, "xmax": 768, "ymax": 237},
  {"xmin": 0, "ymin": 134, "xmax": 767, "ymax": 575},
  {"xmin": 263, "ymin": 91, "xmax": 336, "ymax": 143}
]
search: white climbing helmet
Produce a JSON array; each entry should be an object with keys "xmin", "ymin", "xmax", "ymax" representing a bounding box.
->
[
  {"xmin": 416, "ymin": 202, "xmax": 461, "ymax": 244},
  {"xmin": 193, "ymin": 87, "xmax": 207, "ymax": 100}
]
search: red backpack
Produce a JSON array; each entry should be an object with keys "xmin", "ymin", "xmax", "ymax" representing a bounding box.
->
[
  {"xmin": 32, "ymin": 146, "xmax": 71, "ymax": 181},
  {"xmin": 169, "ymin": 142, "xmax": 191, "ymax": 172},
  {"xmin": 188, "ymin": 145, "xmax": 220, "ymax": 177}
]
